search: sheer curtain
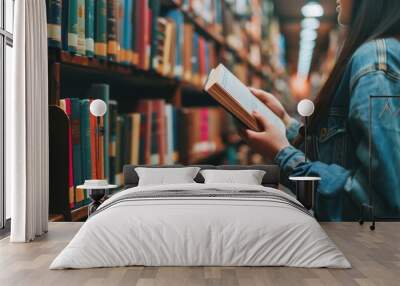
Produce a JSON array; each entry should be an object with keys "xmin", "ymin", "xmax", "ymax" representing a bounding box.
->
[{"xmin": 7, "ymin": 0, "xmax": 49, "ymax": 242}]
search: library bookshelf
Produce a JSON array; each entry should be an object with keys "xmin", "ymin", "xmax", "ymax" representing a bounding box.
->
[{"xmin": 47, "ymin": 0, "xmax": 274, "ymax": 221}]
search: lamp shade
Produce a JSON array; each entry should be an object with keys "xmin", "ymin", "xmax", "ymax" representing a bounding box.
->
[
  {"xmin": 297, "ymin": 99, "xmax": 315, "ymax": 117},
  {"xmin": 90, "ymin": 99, "xmax": 107, "ymax": 117},
  {"xmin": 301, "ymin": 1, "xmax": 324, "ymax": 18}
]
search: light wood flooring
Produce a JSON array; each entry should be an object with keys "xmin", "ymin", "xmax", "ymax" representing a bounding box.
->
[{"xmin": 0, "ymin": 222, "xmax": 399, "ymax": 286}]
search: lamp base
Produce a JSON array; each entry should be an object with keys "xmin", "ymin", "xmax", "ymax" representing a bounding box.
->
[
  {"xmin": 289, "ymin": 176, "xmax": 321, "ymax": 213},
  {"xmin": 88, "ymin": 189, "xmax": 106, "ymax": 215}
]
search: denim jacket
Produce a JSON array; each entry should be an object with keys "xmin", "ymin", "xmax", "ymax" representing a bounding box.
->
[{"xmin": 275, "ymin": 38, "xmax": 400, "ymax": 221}]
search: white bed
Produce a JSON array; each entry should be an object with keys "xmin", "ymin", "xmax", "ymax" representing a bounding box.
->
[{"xmin": 50, "ymin": 183, "xmax": 351, "ymax": 269}]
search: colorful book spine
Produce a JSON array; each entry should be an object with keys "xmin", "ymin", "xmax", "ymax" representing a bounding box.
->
[
  {"xmin": 130, "ymin": 113, "xmax": 141, "ymax": 165},
  {"xmin": 60, "ymin": 99, "xmax": 75, "ymax": 209},
  {"xmin": 150, "ymin": 111, "xmax": 159, "ymax": 164},
  {"xmin": 85, "ymin": 0, "xmax": 95, "ymax": 57},
  {"xmin": 131, "ymin": 0, "xmax": 138, "ymax": 65},
  {"xmin": 214, "ymin": 0, "xmax": 222, "ymax": 33},
  {"xmin": 80, "ymin": 100, "xmax": 92, "ymax": 181},
  {"xmin": 89, "ymin": 108, "xmax": 98, "ymax": 179},
  {"xmin": 204, "ymin": 40, "xmax": 209, "ymax": 83},
  {"xmin": 192, "ymin": 32, "xmax": 200, "ymax": 84},
  {"xmin": 80, "ymin": 99, "xmax": 92, "ymax": 204},
  {"xmin": 122, "ymin": 114, "xmax": 132, "ymax": 165},
  {"xmin": 138, "ymin": 113, "xmax": 146, "ymax": 164},
  {"xmin": 115, "ymin": 116, "xmax": 125, "ymax": 184},
  {"xmin": 166, "ymin": 9, "xmax": 184, "ymax": 78},
  {"xmin": 135, "ymin": 100, "xmax": 152, "ymax": 164},
  {"xmin": 136, "ymin": 0, "xmax": 151, "ymax": 69},
  {"xmin": 114, "ymin": 116, "xmax": 121, "ymax": 184},
  {"xmin": 123, "ymin": 0, "xmax": 133, "ymax": 64},
  {"xmin": 47, "ymin": 0, "xmax": 62, "ymax": 48},
  {"xmin": 168, "ymin": 21, "xmax": 177, "ymax": 77},
  {"xmin": 68, "ymin": 0, "xmax": 79, "ymax": 53},
  {"xmin": 145, "ymin": 0, "xmax": 151, "ymax": 69},
  {"xmin": 61, "ymin": 0, "xmax": 69, "ymax": 50},
  {"xmin": 165, "ymin": 104, "xmax": 174, "ymax": 164},
  {"xmin": 108, "ymin": 100, "xmax": 118, "ymax": 184},
  {"xmin": 208, "ymin": 41, "xmax": 216, "ymax": 71},
  {"xmin": 88, "ymin": 84, "xmax": 110, "ymax": 179},
  {"xmin": 70, "ymin": 99, "xmax": 85, "ymax": 208},
  {"xmin": 95, "ymin": 0, "xmax": 107, "ymax": 59},
  {"xmin": 153, "ymin": 100, "xmax": 166, "ymax": 165},
  {"xmin": 198, "ymin": 36, "xmax": 206, "ymax": 84},
  {"xmin": 107, "ymin": 0, "xmax": 118, "ymax": 61},
  {"xmin": 117, "ymin": 0, "xmax": 125, "ymax": 63},
  {"xmin": 200, "ymin": 108, "xmax": 209, "ymax": 156},
  {"xmin": 150, "ymin": 0, "xmax": 161, "ymax": 70},
  {"xmin": 172, "ymin": 108, "xmax": 180, "ymax": 162},
  {"xmin": 183, "ymin": 23, "xmax": 193, "ymax": 81},
  {"xmin": 77, "ymin": 0, "xmax": 86, "ymax": 55}
]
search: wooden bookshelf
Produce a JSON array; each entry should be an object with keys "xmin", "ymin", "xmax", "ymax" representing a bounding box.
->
[
  {"xmin": 50, "ymin": 49, "xmax": 177, "ymax": 90},
  {"xmin": 181, "ymin": 9, "xmax": 225, "ymax": 46},
  {"xmin": 49, "ymin": 44, "xmax": 267, "ymax": 96},
  {"xmin": 48, "ymin": 0, "xmax": 271, "ymax": 222},
  {"xmin": 71, "ymin": 206, "xmax": 89, "ymax": 222},
  {"xmin": 49, "ymin": 214, "xmax": 65, "ymax": 222},
  {"xmin": 158, "ymin": 0, "xmax": 268, "ymax": 79}
]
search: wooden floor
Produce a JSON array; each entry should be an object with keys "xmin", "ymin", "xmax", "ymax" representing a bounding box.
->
[{"xmin": 0, "ymin": 222, "xmax": 399, "ymax": 286}]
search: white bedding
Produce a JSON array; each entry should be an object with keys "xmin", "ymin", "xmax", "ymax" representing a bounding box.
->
[{"xmin": 50, "ymin": 183, "xmax": 351, "ymax": 269}]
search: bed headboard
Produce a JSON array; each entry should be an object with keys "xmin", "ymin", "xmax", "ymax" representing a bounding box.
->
[{"xmin": 123, "ymin": 165, "xmax": 280, "ymax": 189}]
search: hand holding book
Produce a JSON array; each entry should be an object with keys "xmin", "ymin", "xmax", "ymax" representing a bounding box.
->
[
  {"xmin": 248, "ymin": 87, "xmax": 294, "ymax": 128},
  {"xmin": 204, "ymin": 64, "xmax": 293, "ymax": 160},
  {"xmin": 234, "ymin": 90, "xmax": 292, "ymax": 161},
  {"xmin": 204, "ymin": 64, "xmax": 287, "ymax": 133},
  {"xmin": 239, "ymin": 111, "xmax": 290, "ymax": 161}
]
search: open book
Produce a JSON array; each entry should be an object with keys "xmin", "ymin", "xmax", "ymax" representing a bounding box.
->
[{"xmin": 204, "ymin": 64, "xmax": 285, "ymax": 133}]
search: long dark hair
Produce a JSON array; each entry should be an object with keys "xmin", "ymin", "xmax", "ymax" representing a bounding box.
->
[{"xmin": 306, "ymin": 0, "xmax": 400, "ymax": 134}]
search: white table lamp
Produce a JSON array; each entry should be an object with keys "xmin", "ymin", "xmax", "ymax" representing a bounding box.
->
[
  {"xmin": 291, "ymin": 99, "xmax": 319, "ymax": 214},
  {"xmin": 90, "ymin": 99, "xmax": 107, "ymax": 179},
  {"xmin": 297, "ymin": 99, "xmax": 315, "ymax": 162},
  {"xmin": 90, "ymin": 99, "xmax": 107, "ymax": 117},
  {"xmin": 80, "ymin": 99, "xmax": 116, "ymax": 215}
]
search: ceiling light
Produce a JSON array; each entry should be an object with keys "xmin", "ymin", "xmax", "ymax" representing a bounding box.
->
[
  {"xmin": 301, "ymin": 1, "xmax": 324, "ymax": 18},
  {"xmin": 301, "ymin": 18, "xmax": 320, "ymax": 30}
]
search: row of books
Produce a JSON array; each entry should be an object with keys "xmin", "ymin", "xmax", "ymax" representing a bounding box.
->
[
  {"xmin": 155, "ymin": 14, "xmax": 217, "ymax": 85},
  {"xmin": 46, "ymin": 1, "xmax": 265, "ymax": 79},
  {"xmin": 46, "ymin": 0, "xmax": 158, "ymax": 66},
  {"xmin": 181, "ymin": 0, "xmax": 223, "ymax": 29},
  {"xmin": 179, "ymin": 108, "xmax": 225, "ymax": 164},
  {"xmin": 60, "ymin": 84, "xmax": 228, "ymax": 209},
  {"xmin": 46, "ymin": 1, "xmax": 216, "ymax": 76},
  {"xmin": 59, "ymin": 84, "xmax": 110, "ymax": 209},
  {"xmin": 111, "ymin": 99, "xmax": 181, "ymax": 183}
]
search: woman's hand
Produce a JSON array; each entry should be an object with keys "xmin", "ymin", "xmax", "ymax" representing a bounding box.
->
[
  {"xmin": 249, "ymin": 87, "xmax": 293, "ymax": 127},
  {"xmin": 239, "ymin": 111, "xmax": 290, "ymax": 161}
]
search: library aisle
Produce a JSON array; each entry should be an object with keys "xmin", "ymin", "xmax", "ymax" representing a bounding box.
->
[{"xmin": 45, "ymin": 0, "xmax": 338, "ymax": 221}]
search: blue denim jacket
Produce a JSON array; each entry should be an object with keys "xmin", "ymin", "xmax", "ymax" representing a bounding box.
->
[{"xmin": 275, "ymin": 38, "xmax": 400, "ymax": 221}]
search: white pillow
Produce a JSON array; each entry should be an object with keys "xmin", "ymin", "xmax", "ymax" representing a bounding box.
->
[
  {"xmin": 135, "ymin": 167, "xmax": 201, "ymax": 186},
  {"xmin": 200, "ymin": 169, "xmax": 266, "ymax": 185}
]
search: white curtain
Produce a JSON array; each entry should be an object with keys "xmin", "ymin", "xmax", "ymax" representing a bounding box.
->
[{"xmin": 7, "ymin": 0, "xmax": 49, "ymax": 242}]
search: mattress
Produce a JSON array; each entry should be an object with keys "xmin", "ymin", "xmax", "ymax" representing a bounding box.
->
[{"xmin": 50, "ymin": 183, "xmax": 351, "ymax": 269}]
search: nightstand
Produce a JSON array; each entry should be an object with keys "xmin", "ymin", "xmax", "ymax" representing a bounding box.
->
[
  {"xmin": 289, "ymin": 176, "xmax": 321, "ymax": 211},
  {"xmin": 77, "ymin": 180, "xmax": 118, "ymax": 216}
]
